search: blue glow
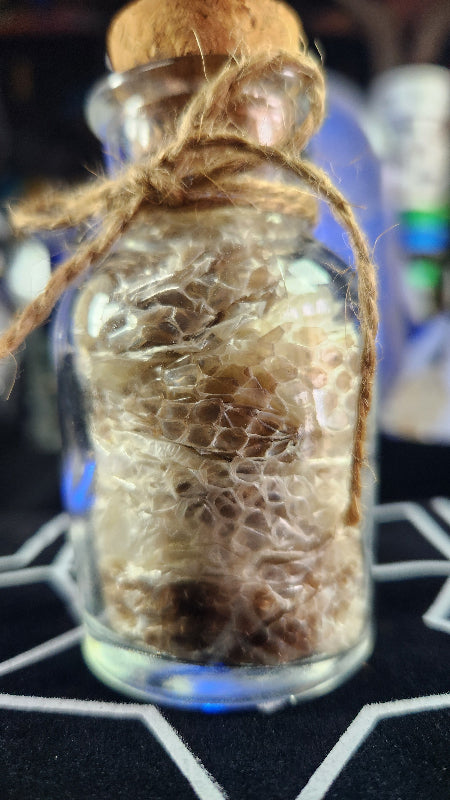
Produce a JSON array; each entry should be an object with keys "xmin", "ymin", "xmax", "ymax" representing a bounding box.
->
[
  {"xmin": 401, "ymin": 226, "xmax": 448, "ymax": 255},
  {"xmin": 200, "ymin": 702, "xmax": 228, "ymax": 713},
  {"xmin": 192, "ymin": 674, "xmax": 235, "ymax": 711},
  {"xmin": 61, "ymin": 459, "xmax": 96, "ymax": 515}
]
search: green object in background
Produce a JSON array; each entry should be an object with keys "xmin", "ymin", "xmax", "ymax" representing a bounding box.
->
[
  {"xmin": 407, "ymin": 258, "xmax": 442, "ymax": 290},
  {"xmin": 404, "ymin": 256, "xmax": 444, "ymax": 323},
  {"xmin": 402, "ymin": 208, "xmax": 448, "ymax": 227}
]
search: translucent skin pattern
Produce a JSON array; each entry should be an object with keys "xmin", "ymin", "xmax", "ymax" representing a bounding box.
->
[{"xmin": 74, "ymin": 208, "xmax": 366, "ymax": 666}]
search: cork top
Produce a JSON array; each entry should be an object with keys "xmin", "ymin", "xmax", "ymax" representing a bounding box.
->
[{"xmin": 107, "ymin": 0, "xmax": 305, "ymax": 73}]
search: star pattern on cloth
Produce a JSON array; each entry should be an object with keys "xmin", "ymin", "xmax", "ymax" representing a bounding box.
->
[{"xmin": 0, "ymin": 501, "xmax": 449, "ymax": 800}]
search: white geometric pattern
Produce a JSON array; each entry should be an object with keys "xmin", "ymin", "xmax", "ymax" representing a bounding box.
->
[
  {"xmin": 0, "ymin": 512, "xmax": 80, "ymax": 618},
  {"xmin": 0, "ymin": 513, "xmax": 69, "ymax": 573},
  {"xmin": 0, "ymin": 694, "xmax": 227, "ymax": 800},
  {"xmin": 373, "ymin": 501, "xmax": 450, "ymax": 637},
  {"xmin": 295, "ymin": 694, "xmax": 450, "ymax": 800},
  {"xmin": 0, "ymin": 501, "xmax": 449, "ymax": 800}
]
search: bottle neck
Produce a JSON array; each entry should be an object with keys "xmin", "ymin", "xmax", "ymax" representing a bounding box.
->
[{"xmin": 86, "ymin": 55, "xmax": 311, "ymax": 175}]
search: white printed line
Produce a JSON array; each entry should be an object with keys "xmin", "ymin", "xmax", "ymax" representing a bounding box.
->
[
  {"xmin": 0, "ymin": 566, "xmax": 51, "ymax": 588},
  {"xmin": 141, "ymin": 706, "xmax": 229, "ymax": 800},
  {"xmin": 373, "ymin": 501, "xmax": 450, "ymax": 636},
  {"xmin": 405, "ymin": 505, "xmax": 450, "ymax": 558},
  {"xmin": 0, "ymin": 693, "xmax": 228, "ymax": 800},
  {"xmin": 0, "ymin": 628, "xmax": 83, "ymax": 678},
  {"xmin": 0, "ymin": 513, "xmax": 69, "ymax": 571},
  {"xmin": 296, "ymin": 694, "xmax": 450, "ymax": 800},
  {"xmin": 375, "ymin": 502, "xmax": 450, "ymax": 558},
  {"xmin": 296, "ymin": 705, "xmax": 379, "ymax": 800},
  {"xmin": 373, "ymin": 694, "xmax": 450, "ymax": 717},
  {"xmin": 50, "ymin": 573, "xmax": 82, "ymax": 621},
  {"xmin": 374, "ymin": 502, "xmax": 411, "ymax": 523},
  {"xmin": 430, "ymin": 498, "xmax": 450, "ymax": 528},
  {"xmin": 48, "ymin": 541, "xmax": 81, "ymax": 619},
  {"xmin": 0, "ymin": 556, "xmax": 80, "ymax": 621},
  {"xmin": 0, "ymin": 693, "xmax": 139, "ymax": 717},
  {"xmin": 52, "ymin": 540, "xmax": 73, "ymax": 568},
  {"xmin": 373, "ymin": 561, "xmax": 450, "ymax": 581},
  {"xmin": 423, "ymin": 578, "xmax": 450, "ymax": 636}
]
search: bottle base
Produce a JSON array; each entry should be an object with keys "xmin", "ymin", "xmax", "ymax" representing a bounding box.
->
[{"xmin": 82, "ymin": 621, "xmax": 373, "ymax": 712}]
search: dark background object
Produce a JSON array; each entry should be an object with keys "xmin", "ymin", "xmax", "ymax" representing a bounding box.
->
[
  {"xmin": 1, "ymin": 1, "xmax": 448, "ymax": 183},
  {"xmin": 0, "ymin": 0, "xmax": 449, "ymax": 516}
]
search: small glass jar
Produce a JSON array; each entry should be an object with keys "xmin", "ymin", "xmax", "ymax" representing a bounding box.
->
[{"xmin": 54, "ymin": 56, "xmax": 374, "ymax": 710}]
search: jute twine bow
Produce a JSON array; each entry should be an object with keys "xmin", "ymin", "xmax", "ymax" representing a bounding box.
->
[{"xmin": 0, "ymin": 50, "xmax": 378, "ymax": 526}]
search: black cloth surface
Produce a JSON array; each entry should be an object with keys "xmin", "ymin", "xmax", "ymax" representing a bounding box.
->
[{"xmin": 0, "ymin": 500, "xmax": 449, "ymax": 800}]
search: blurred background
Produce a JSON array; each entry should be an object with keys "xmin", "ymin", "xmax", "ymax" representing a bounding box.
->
[{"xmin": 0, "ymin": 0, "xmax": 449, "ymax": 518}]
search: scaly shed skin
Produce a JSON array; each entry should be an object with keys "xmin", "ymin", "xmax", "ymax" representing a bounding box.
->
[{"xmin": 107, "ymin": 0, "xmax": 305, "ymax": 72}]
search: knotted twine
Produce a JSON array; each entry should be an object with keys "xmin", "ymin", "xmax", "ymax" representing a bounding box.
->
[{"xmin": 0, "ymin": 50, "xmax": 378, "ymax": 526}]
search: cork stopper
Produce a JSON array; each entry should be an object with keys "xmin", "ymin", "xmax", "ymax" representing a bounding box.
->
[{"xmin": 107, "ymin": 0, "xmax": 305, "ymax": 73}]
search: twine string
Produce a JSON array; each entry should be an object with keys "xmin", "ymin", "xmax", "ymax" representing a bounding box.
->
[{"xmin": 0, "ymin": 50, "xmax": 378, "ymax": 525}]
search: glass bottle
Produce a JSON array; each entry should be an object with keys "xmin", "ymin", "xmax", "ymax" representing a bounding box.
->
[{"xmin": 53, "ymin": 56, "xmax": 375, "ymax": 710}]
